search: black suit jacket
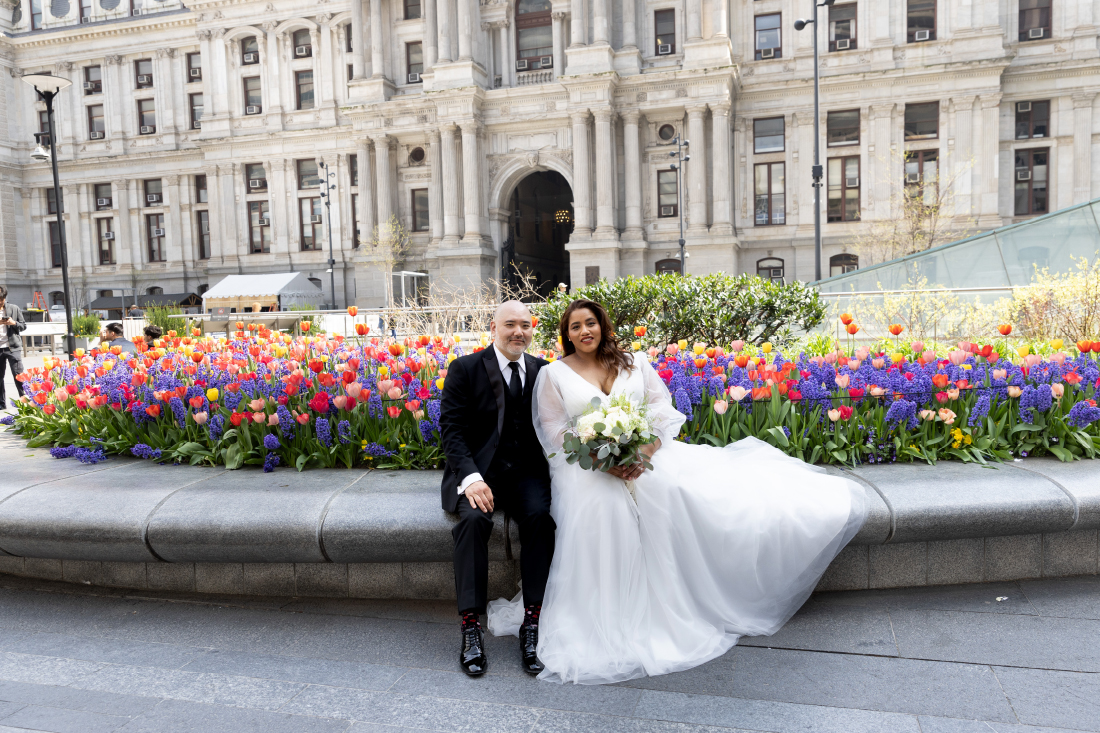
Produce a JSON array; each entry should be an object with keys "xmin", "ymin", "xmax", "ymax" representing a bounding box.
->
[{"xmin": 439, "ymin": 344, "xmax": 550, "ymax": 513}]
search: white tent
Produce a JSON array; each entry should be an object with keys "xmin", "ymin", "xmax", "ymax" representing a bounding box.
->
[{"xmin": 201, "ymin": 273, "xmax": 324, "ymax": 313}]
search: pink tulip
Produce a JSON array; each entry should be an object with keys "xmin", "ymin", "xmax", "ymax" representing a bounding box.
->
[
  {"xmin": 193, "ymin": 411, "xmax": 208, "ymax": 425},
  {"xmin": 713, "ymin": 400, "xmax": 729, "ymax": 415},
  {"xmin": 947, "ymin": 350, "xmax": 967, "ymax": 366},
  {"xmin": 387, "ymin": 386, "xmax": 404, "ymax": 400},
  {"xmin": 855, "ymin": 347, "xmax": 870, "ymax": 361},
  {"xmin": 728, "ymin": 386, "xmax": 749, "ymax": 402},
  {"xmin": 413, "ymin": 410, "xmax": 425, "ymax": 420},
  {"xmin": 249, "ymin": 399, "xmax": 267, "ymax": 412},
  {"xmin": 1024, "ymin": 354, "xmax": 1042, "ymax": 369},
  {"xmin": 922, "ymin": 350, "xmax": 936, "ymax": 362},
  {"xmin": 828, "ymin": 408, "xmax": 841, "ymax": 422},
  {"xmin": 1007, "ymin": 386, "xmax": 1022, "ymax": 398},
  {"xmin": 872, "ymin": 358, "xmax": 885, "ymax": 370},
  {"xmin": 1051, "ymin": 352, "xmax": 1067, "ymax": 365},
  {"xmin": 647, "ymin": 347, "xmax": 660, "ymax": 359},
  {"xmin": 714, "ymin": 347, "xmax": 725, "ymax": 358},
  {"xmin": 333, "ymin": 396, "xmax": 348, "ymax": 410},
  {"xmin": 55, "ymin": 388, "xmax": 69, "ymax": 403},
  {"xmin": 296, "ymin": 413, "xmax": 310, "ymax": 425},
  {"xmin": 835, "ymin": 374, "xmax": 850, "ymax": 389},
  {"xmin": 267, "ymin": 412, "xmax": 280, "ymax": 426},
  {"xmin": 848, "ymin": 359, "xmax": 861, "ymax": 371},
  {"xmin": 938, "ymin": 408, "xmax": 957, "ymax": 425},
  {"xmin": 346, "ymin": 382, "xmax": 363, "ymax": 400},
  {"xmin": 730, "ymin": 340, "xmax": 745, "ymax": 353},
  {"xmin": 228, "ymin": 364, "xmax": 240, "ymax": 375},
  {"xmin": 252, "ymin": 411, "xmax": 266, "ymax": 423},
  {"xmin": 919, "ymin": 409, "xmax": 936, "ymax": 421},
  {"xmin": 666, "ymin": 343, "xmax": 679, "ymax": 356},
  {"xmin": 1051, "ymin": 383, "xmax": 1065, "ymax": 398},
  {"xmin": 947, "ymin": 388, "xmax": 960, "ymax": 400},
  {"xmin": 823, "ymin": 352, "xmax": 838, "ymax": 365},
  {"xmin": 809, "ymin": 355, "xmax": 825, "ymax": 367},
  {"xmin": 378, "ymin": 378, "xmax": 394, "ymax": 393},
  {"xmin": 870, "ymin": 386, "xmax": 886, "ymax": 397},
  {"xmin": 992, "ymin": 369, "xmax": 1007, "ymax": 380},
  {"xmin": 911, "ymin": 341, "xmax": 925, "ymax": 353}
]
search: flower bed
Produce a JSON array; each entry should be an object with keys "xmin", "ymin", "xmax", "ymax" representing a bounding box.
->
[{"xmin": 4, "ymin": 314, "xmax": 1100, "ymax": 469}]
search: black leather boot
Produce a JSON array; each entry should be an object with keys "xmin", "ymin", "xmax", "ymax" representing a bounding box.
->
[
  {"xmin": 460, "ymin": 624, "xmax": 488, "ymax": 677},
  {"xmin": 519, "ymin": 621, "xmax": 543, "ymax": 675}
]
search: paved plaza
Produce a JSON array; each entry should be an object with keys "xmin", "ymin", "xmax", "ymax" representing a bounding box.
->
[{"xmin": 0, "ymin": 573, "xmax": 1092, "ymax": 732}]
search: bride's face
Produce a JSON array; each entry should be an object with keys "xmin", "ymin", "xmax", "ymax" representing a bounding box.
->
[{"xmin": 567, "ymin": 309, "xmax": 601, "ymax": 354}]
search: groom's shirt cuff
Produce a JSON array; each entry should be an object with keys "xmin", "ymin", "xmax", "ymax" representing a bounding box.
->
[{"xmin": 459, "ymin": 472, "xmax": 483, "ymax": 494}]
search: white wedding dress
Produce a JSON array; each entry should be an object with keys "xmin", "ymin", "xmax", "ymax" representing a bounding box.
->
[{"xmin": 487, "ymin": 357, "xmax": 867, "ymax": 685}]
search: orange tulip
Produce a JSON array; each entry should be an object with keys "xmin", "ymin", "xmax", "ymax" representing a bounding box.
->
[
  {"xmin": 846, "ymin": 323, "xmax": 860, "ymax": 335},
  {"xmin": 347, "ymin": 306, "xmax": 358, "ymax": 317},
  {"xmin": 634, "ymin": 326, "xmax": 647, "ymax": 338},
  {"xmin": 1078, "ymin": 340, "xmax": 1093, "ymax": 353},
  {"xmin": 998, "ymin": 324, "xmax": 1013, "ymax": 336},
  {"xmin": 840, "ymin": 313, "xmax": 854, "ymax": 326},
  {"xmin": 888, "ymin": 324, "xmax": 904, "ymax": 336}
]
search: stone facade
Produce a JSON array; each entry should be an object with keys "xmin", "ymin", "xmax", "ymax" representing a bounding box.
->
[{"xmin": 0, "ymin": 0, "xmax": 1098, "ymax": 308}]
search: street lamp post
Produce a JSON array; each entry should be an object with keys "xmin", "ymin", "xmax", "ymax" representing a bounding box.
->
[
  {"xmin": 22, "ymin": 73, "xmax": 75, "ymax": 356},
  {"xmin": 316, "ymin": 160, "xmax": 338, "ymax": 310},
  {"xmin": 795, "ymin": 0, "xmax": 835, "ymax": 283},
  {"xmin": 667, "ymin": 134, "xmax": 690, "ymax": 275}
]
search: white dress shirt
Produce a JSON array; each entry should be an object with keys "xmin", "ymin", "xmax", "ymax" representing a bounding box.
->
[{"xmin": 458, "ymin": 348, "xmax": 526, "ymax": 494}]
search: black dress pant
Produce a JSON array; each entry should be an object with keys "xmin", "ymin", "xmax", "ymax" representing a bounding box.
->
[{"xmin": 452, "ymin": 469, "xmax": 555, "ymax": 615}]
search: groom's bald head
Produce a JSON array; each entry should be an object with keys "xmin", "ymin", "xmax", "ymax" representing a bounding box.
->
[{"xmin": 491, "ymin": 300, "xmax": 534, "ymax": 360}]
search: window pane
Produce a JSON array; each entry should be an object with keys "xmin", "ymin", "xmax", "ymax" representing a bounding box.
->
[
  {"xmin": 244, "ymin": 77, "xmax": 262, "ymax": 106},
  {"xmin": 297, "ymin": 71, "xmax": 314, "ymax": 110},
  {"xmin": 404, "ymin": 0, "xmax": 421, "ymax": 19},
  {"xmin": 294, "ymin": 29, "xmax": 311, "ymax": 47},
  {"xmin": 827, "ymin": 109, "xmax": 860, "ymax": 146},
  {"xmin": 771, "ymin": 163, "xmax": 785, "ymax": 194},
  {"xmin": 518, "ymin": 26, "xmax": 553, "ymax": 57},
  {"xmin": 655, "ymin": 9, "xmax": 675, "ymax": 38},
  {"xmin": 754, "ymin": 117, "xmax": 784, "ymax": 153},
  {"xmin": 298, "ymin": 160, "xmax": 319, "ymax": 189},
  {"xmin": 830, "ymin": 4, "xmax": 856, "ymax": 41},
  {"xmin": 907, "ymin": 0, "xmax": 935, "ymax": 35},
  {"xmin": 412, "ymin": 189, "xmax": 429, "ymax": 231},
  {"xmin": 658, "ymin": 170, "xmax": 678, "ymax": 206},
  {"xmin": 755, "ymin": 14, "xmax": 781, "ymax": 50},
  {"xmin": 904, "ymin": 102, "xmax": 938, "ymax": 139}
]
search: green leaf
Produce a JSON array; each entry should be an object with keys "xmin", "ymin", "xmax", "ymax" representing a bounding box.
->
[
  {"xmin": 593, "ymin": 422, "xmax": 606, "ymax": 434},
  {"xmin": 295, "ymin": 453, "xmax": 309, "ymax": 471},
  {"xmin": 1011, "ymin": 423, "xmax": 1044, "ymax": 434},
  {"xmin": 766, "ymin": 426, "xmax": 789, "ymax": 448},
  {"xmin": 597, "ymin": 444, "xmax": 611, "ymax": 459},
  {"xmin": 224, "ymin": 443, "xmax": 244, "ymax": 470},
  {"xmin": 1049, "ymin": 445, "xmax": 1073, "ymax": 462}
]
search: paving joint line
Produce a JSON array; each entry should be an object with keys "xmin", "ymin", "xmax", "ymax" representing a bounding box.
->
[{"xmin": 989, "ymin": 665, "xmax": 1025, "ymax": 726}]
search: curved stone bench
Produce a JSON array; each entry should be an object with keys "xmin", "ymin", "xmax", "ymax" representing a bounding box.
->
[{"xmin": 0, "ymin": 432, "xmax": 1096, "ymax": 599}]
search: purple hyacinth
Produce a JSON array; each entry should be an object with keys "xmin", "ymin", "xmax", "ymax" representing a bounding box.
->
[
  {"xmin": 673, "ymin": 388, "xmax": 693, "ymax": 419},
  {"xmin": 207, "ymin": 414, "xmax": 225, "ymax": 441},
  {"xmin": 315, "ymin": 418, "xmax": 332, "ymax": 447},
  {"xmin": 968, "ymin": 392, "xmax": 992, "ymax": 427},
  {"xmin": 50, "ymin": 445, "xmax": 76, "ymax": 459},
  {"xmin": 0, "ymin": 415, "xmax": 14, "ymax": 426},
  {"xmin": 263, "ymin": 453, "xmax": 280, "ymax": 472},
  {"xmin": 427, "ymin": 399, "xmax": 441, "ymax": 429},
  {"xmin": 337, "ymin": 420, "xmax": 353, "ymax": 444},
  {"xmin": 169, "ymin": 397, "xmax": 187, "ymax": 428},
  {"xmin": 131, "ymin": 443, "xmax": 162, "ymax": 460},
  {"xmin": 363, "ymin": 442, "xmax": 395, "ymax": 458},
  {"xmin": 74, "ymin": 447, "xmax": 107, "ymax": 464},
  {"xmin": 1067, "ymin": 401, "xmax": 1100, "ymax": 429},
  {"xmin": 419, "ymin": 419, "xmax": 435, "ymax": 443},
  {"xmin": 263, "ymin": 433, "xmax": 281, "ymax": 451},
  {"xmin": 885, "ymin": 399, "xmax": 917, "ymax": 429},
  {"xmin": 277, "ymin": 404, "xmax": 296, "ymax": 440}
]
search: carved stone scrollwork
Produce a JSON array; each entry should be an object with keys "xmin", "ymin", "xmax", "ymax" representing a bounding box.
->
[
  {"xmin": 552, "ymin": 11, "xmax": 565, "ymax": 20},
  {"xmin": 262, "ymin": 21, "xmax": 277, "ymax": 32},
  {"xmin": 196, "ymin": 29, "xmax": 212, "ymax": 40},
  {"xmin": 318, "ymin": 12, "xmax": 333, "ymax": 24},
  {"xmin": 105, "ymin": 55, "xmax": 122, "ymax": 65},
  {"xmin": 8, "ymin": 67, "xmax": 23, "ymax": 78}
]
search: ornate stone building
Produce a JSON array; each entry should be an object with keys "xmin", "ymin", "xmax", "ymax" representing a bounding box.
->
[{"xmin": 0, "ymin": 0, "xmax": 1098, "ymax": 308}]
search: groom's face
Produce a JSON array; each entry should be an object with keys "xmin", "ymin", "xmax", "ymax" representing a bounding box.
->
[{"xmin": 491, "ymin": 305, "xmax": 533, "ymax": 360}]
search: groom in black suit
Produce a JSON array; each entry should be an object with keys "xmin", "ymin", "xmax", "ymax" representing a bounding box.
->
[{"xmin": 439, "ymin": 300, "xmax": 555, "ymax": 677}]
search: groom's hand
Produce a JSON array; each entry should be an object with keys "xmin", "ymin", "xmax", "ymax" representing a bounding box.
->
[{"xmin": 465, "ymin": 481, "xmax": 495, "ymax": 513}]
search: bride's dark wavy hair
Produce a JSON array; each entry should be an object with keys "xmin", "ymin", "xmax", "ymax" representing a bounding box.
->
[{"xmin": 558, "ymin": 299, "xmax": 635, "ymax": 376}]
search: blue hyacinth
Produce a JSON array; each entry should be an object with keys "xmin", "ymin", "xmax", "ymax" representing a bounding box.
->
[
  {"xmin": 316, "ymin": 418, "xmax": 333, "ymax": 447},
  {"xmin": 263, "ymin": 433, "xmax": 281, "ymax": 451},
  {"xmin": 131, "ymin": 443, "xmax": 162, "ymax": 460},
  {"xmin": 263, "ymin": 453, "xmax": 280, "ymax": 472}
]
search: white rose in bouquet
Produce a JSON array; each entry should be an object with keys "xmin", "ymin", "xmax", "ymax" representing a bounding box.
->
[{"xmin": 551, "ymin": 393, "xmax": 657, "ymax": 476}]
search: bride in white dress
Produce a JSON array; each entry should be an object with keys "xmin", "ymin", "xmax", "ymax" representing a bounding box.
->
[{"xmin": 488, "ymin": 299, "xmax": 867, "ymax": 685}]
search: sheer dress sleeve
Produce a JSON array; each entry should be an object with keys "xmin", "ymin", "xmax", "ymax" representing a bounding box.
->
[
  {"xmin": 638, "ymin": 358, "xmax": 686, "ymax": 447},
  {"xmin": 531, "ymin": 364, "xmax": 572, "ymax": 469}
]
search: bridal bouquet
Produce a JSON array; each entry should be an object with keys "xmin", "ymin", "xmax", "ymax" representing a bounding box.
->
[{"xmin": 553, "ymin": 394, "xmax": 657, "ymax": 473}]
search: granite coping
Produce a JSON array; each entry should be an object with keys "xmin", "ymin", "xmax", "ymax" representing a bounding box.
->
[{"xmin": 0, "ymin": 449, "xmax": 1094, "ymax": 563}]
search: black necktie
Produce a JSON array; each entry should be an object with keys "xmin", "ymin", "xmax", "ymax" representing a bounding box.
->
[{"xmin": 508, "ymin": 361, "xmax": 522, "ymax": 400}]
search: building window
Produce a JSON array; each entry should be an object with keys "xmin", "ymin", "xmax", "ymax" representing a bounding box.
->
[
  {"xmin": 146, "ymin": 214, "xmax": 166, "ymax": 262},
  {"xmin": 753, "ymin": 117, "xmax": 784, "ymax": 153},
  {"xmin": 296, "ymin": 70, "xmax": 314, "ymax": 110},
  {"xmin": 144, "ymin": 179, "xmax": 162, "ymax": 206},
  {"xmin": 754, "ymin": 163, "xmax": 785, "ymax": 226},
  {"xmin": 829, "ymin": 4, "xmax": 856, "ymax": 51},
  {"xmin": 37, "ymin": 110, "xmax": 52, "ymax": 145},
  {"xmin": 350, "ymin": 155, "xmax": 359, "ymax": 187},
  {"xmin": 827, "ymin": 109, "xmax": 860, "ymax": 147},
  {"xmin": 293, "ymin": 29, "xmax": 313, "ymax": 57},
  {"xmin": 345, "ymin": 26, "xmax": 353, "ymax": 52},
  {"xmin": 189, "ymin": 94, "xmax": 203, "ymax": 129},
  {"xmin": 197, "ymin": 210, "xmax": 210, "ymax": 260},
  {"xmin": 516, "ymin": 0, "xmax": 552, "ymax": 70},
  {"xmin": 904, "ymin": 102, "xmax": 938, "ymax": 140},
  {"xmin": 827, "ymin": 156, "xmax": 860, "ymax": 223},
  {"xmin": 46, "ymin": 188, "xmax": 61, "ymax": 216},
  {"xmin": 48, "ymin": 222, "xmax": 62, "ymax": 268},
  {"xmin": 135, "ymin": 59, "xmax": 153, "ymax": 88},
  {"xmin": 87, "ymin": 105, "xmax": 104, "ymax": 138},
  {"xmin": 187, "ymin": 52, "xmax": 202, "ymax": 81},
  {"xmin": 30, "ymin": 0, "xmax": 42, "ymax": 29},
  {"xmin": 404, "ymin": 0, "xmax": 421, "ymax": 20},
  {"xmin": 300, "ymin": 197, "xmax": 322, "ymax": 250},
  {"xmin": 757, "ymin": 257, "xmax": 785, "ymax": 284},
  {"xmin": 137, "ymin": 99, "xmax": 156, "ymax": 134},
  {"xmin": 246, "ymin": 163, "xmax": 268, "ymax": 191},
  {"xmin": 658, "ymin": 124, "xmax": 676, "ymax": 142},
  {"xmin": 412, "ymin": 189, "xmax": 429, "ymax": 232},
  {"xmin": 352, "ymin": 193, "xmax": 360, "ymax": 245},
  {"xmin": 1020, "ymin": 0, "xmax": 1051, "ymax": 41},
  {"xmin": 297, "ymin": 159, "xmax": 320, "ymax": 189},
  {"xmin": 79, "ymin": 0, "xmax": 91, "ymax": 20},
  {"xmin": 243, "ymin": 77, "xmax": 262, "ymax": 114},
  {"xmin": 830, "ymin": 253, "xmax": 859, "ymax": 277},
  {"xmin": 1015, "ymin": 100, "xmax": 1050, "ymax": 139},
  {"xmin": 241, "ymin": 36, "xmax": 259, "ymax": 64},
  {"xmin": 249, "ymin": 201, "xmax": 272, "ymax": 253},
  {"xmin": 147, "ymin": 287, "xmax": 163, "ymax": 295},
  {"xmin": 907, "ymin": 0, "xmax": 936, "ymax": 42},
  {"xmin": 657, "ymin": 169, "xmax": 678, "ymax": 217},
  {"xmin": 407, "ymin": 42, "xmax": 424, "ymax": 82},
  {"xmin": 1014, "ymin": 148, "xmax": 1048, "ymax": 216},
  {"xmin": 195, "ymin": 175, "xmax": 208, "ymax": 204},
  {"xmin": 904, "ymin": 150, "xmax": 938, "ymax": 205},
  {"xmin": 655, "ymin": 9, "xmax": 676, "ymax": 55},
  {"xmin": 755, "ymin": 14, "xmax": 781, "ymax": 59},
  {"xmin": 83, "ymin": 65, "xmax": 102, "ymax": 94},
  {"xmin": 97, "ymin": 218, "xmax": 115, "ymax": 265},
  {"xmin": 348, "ymin": 63, "xmax": 354, "ymax": 82},
  {"xmin": 655, "ymin": 258, "xmax": 681, "ymax": 275},
  {"xmin": 94, "ymin": 183, "xmax": 112, "ymax": 211}
]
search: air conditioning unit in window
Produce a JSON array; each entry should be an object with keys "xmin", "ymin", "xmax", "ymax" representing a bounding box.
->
[
  {"xmin": 80, "ymin": 15, "xmax": 90, "ymax": 23},
  {"xmin": 309, "ymin": 215, "xmax": 322, "ymax": 223},
  {"xmin": 83, "ymin": 82, "xmax": 95, "ymax": 90},
  {"xmin": 836, "ymin": 38, "xmax": 850, "ymax": 50},
  {"xmin": 192, "ymin": 121, "xmax": 201, "ymax": 129},
  {"xmin": 139, "ymin": 125, "xmax": 155, "ymax": 134},
  {"xmin": 914, "ymin": 29, "xmax": 930, "ymax": 41},
  {"xmin": 660, "ymin": 205, "xmax": 674, "ymax": 217},
  {"xmin": 407, "ymin": 72, "xmax": 421, "ymax": 83},
  {"xmin": 295, "ymin": 45, "xmax": 310, "ymax": 57},
  {"xmin": 540, "ymin": 56, "xmax": 553, "ymax": 68},
  {"xmin": 153, "ymin": 228, "xmax": 165, "ymax": 237},
  {"xmin": 190, "ymin": 69, "xmax": 202, "ymax": 78},
  {"xmin": 845, "ymin": 176, "xmax": 859, "ymax": 188},
  {"xmin": 137, "ymin": 75, "xmax": 151, "ymax": 84},
  {"xmin": 90, "ymin": 131, "xmax": 104, "ymax": 139},
  {"xmin": 760, "ymin": 48, "xmax": 775, "ymax": 59},
  {"xmin": 245, "ymin": 105, "xmax": 262, "ymax": 115},
  {"xmin": 146, "ymin": 193, "xmax": 161, "ymax": 203},
  {"xmin": 1017, "ymin": 101, "xmax": 1032, "ymax": 113},
  {"xmin": 1016, "ymin": 170, "xmax": 1032, "ymax": 181},
  {"xmin": 243, "ymin": 53, "xmax": 257, "ymax": 64},
  {"xmin": 1028, "ymin": 27, "xmax": 1045, "ymax": 39},
  {"xmin": 905, "ymin": 172, "xmax": 920, "ymax": 183},
  {"xmin": 657, "ymin": 44, "xmax": 672, "ymax": 55},
  {"xmin": 130, "ymin": 8, "xmax": 142, "ymax": 15},
  {"xmin": 96, "ymin": 198, "xmax": 111, "ymax": 207},
  {"xmin": 516, "ymin": 59, "xmax": 528, "ymax": 71},
  {"xmin": 102, "ymin": 231, "xmax": 114, "ymax": 240},
  {"xmin": 249, "ymin": 179, "xmax": 266, "ymax": 189}
]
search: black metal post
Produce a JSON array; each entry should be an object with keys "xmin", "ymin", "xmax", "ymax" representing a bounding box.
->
[
  {"xmin": 811, "ymin": 0, "xmax": 823, "ymax": 283},
  {"xmin": 668, "ymin": 134, "xmax": 690, "ymax": 276},
  {"xmin": 41, "ymin": 93, "xmax": 76, "ymax": 356},
  {"xmin": 318, "ymin": 162, "xmax": 338, "ymax": 309}
]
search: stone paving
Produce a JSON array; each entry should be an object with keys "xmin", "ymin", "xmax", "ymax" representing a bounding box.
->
[{"xmin": 0, "ymin": 573, "xmax": 1094, "ymax": 732}]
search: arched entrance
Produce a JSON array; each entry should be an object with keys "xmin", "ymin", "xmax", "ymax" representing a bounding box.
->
[{"xmin": 502, "ymin": 171, "xmax": 573, "ymax": 298}]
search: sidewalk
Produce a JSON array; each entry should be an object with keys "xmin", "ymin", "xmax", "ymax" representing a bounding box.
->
[{"xmin": 1, "ymin": 352, "xmax": 43, "ymax": 413}]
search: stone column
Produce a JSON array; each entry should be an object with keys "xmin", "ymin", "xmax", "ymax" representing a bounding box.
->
[
  {"xmin": 711, "ymin": 102, "xmax": 732, "ymax": 233},
  {"xmin": 165, "ymin": 175, "xmax": 183, "ymax": 264},
  {"xmin": 714, "ymin": 0, "xmax": 728, "ymax": 37},
  {"xmin": 621, "ymin": 0, "xmax": 637, "ymax": 48},
  {"xmin": 867, "ymin": 103, "xmax": 894, "ymax": 221},
  {"xmin": 498, "ymin": 20, "xmax": 513, "ymax": 87},
  {"xmin": 459, "ymin": 121, "xmax": 482, "ymax": 240},
  {"xmin": 268, "ymin": 160, "xmax": 290, "ymax": 255},
  {"xmin": 262, "ymin": 23, "xmax": 283, "ymax": 115},
  {"xmin": 978, "ymin": 93, "xmax": 1002, "ymax": 225},
  {"xmin": 350, "ymin": 0, "xmax": 366, "ymax": 79},
  {"xmin": 373, "ymin": 135, "xmax": 393, "ymax": 227},
  {"xmin": 19, "ymin": 0, "xmax": 31, "ymax": 30},
  {"xmin": 593, "ymin": 109, "xmax": 617, "ymax": 238},
  {"xmin": 429, "ymin": 130, "xmax": 444, "ymax": 243},
  {"xmin": 457, "ymin": 0, "xmax": 473, "ymax": 60},
  {"xmin": 1073, "ymin": 93, "xmax": 1096, "ymax": 204},
  {"xmin": 69, "ymin": 184, "xmax": 90, "ymax": 270},
  {"xmin": 219, "ymin": 164, "xmax": 239, "ymax": 262},
  {"xmin": 212, "ymin": 31, "xmax": 230, "ymax": 115},
  {"xmin": 424, "ymin": 0, "xmax": 438, "ymax": 70},
  {"xmin": 951, "ymin": 96, "xmax": 976, "ymax": 219},
  {"xmin": 593, "ymin": 0, "xmax": 609, "ymax": 44},
  {"xmin": 370, "ymin": 0, "xmax": 385, "ymax": 78},
  {"xmin": 621, "ymin": 110, "xmax": 644, "ymax": 238},
  {"xmin": 551, "ymin": 12, "xmax": 566, "ymax": 76},
  {"xmin": 316, "ymin": 20, "xmax": 333, "ymax": 106},
  {"xmin": 570, "ymin": 0, "xmax": 585, "ymax": 46},
  {"xmin": 356, "ymin": 142, "xmax": 375, "ymax": 246},
  {"xmin": 440, "ymin": 123, "xmax": 461, "ymax": 243},
  {"xmin": 571, "ymin": 110, "xmax": 592, "ymax": 234},
  {"xmin": 113, "ymin": 180, "xmax": 132, "ymax": 267},
  {"xmin": 686, "ymin": 104, "xmax": 708, "ymax": 231},
  {"xmin": 686, "ymin": 0, "xmax": 702, "ymax": 41},
  {"xmin": 128, "ymin": 180, "xmax": 143, "ymax": 265},
  {"xmin": 437, "ymin": 0, "xmax": 453, "ymax": 62}
]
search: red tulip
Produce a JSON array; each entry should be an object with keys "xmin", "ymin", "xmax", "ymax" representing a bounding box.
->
[
  {"xmin": 838, "ymin": 405, "xmax": 853, "ymax": 421},
  {"xmin": 387, "ymin": 405, "xmax": 402, "ymax": 418},
  {"xmin": 145, "ymin": 404, "xmax": 161, "ymax": 418}
]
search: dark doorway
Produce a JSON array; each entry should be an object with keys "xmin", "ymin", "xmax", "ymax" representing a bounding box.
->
[{"xmin": 504, "ymin": 171, "xmax": 572, "ymax": 298}]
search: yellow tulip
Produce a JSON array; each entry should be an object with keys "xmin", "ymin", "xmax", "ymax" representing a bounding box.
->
[
  {"xmin": 762, "ymin": 342, "xmax": 773, "ymax": 354},
  {"xmin": 677, "ymin": 339, "xmax": 688, "ymax": 351},
  {"xmin": 74, "ymin": 348, "xmax": 85, "ymax": 358},
  {"xmin": 1017, "ymin": 345, "xmax": 1030, "ymax": 358},
  {"xmin": 436, "ymin": 378, "xmax": 445, "ymax": 390},
  {"xmin": 632, "ymin": 341, "xmax": 642, "ymax": 351},
  {"xmin": 378, "ymin": 366, "xmax": 390, "ymax": 377},
  {"xmin": 417, "ymin": 347, "xmax": 427, "ymax": 356},
  {"xmin": 962, "ymin": 364, "xmax": 972, "ymax": 370},
  {"xmin": 446, "ymin": 353, "xmax": 457, "ymax": 364},
  {"xmin": 890, "ymin": 352, "xmax": 904, "ymax": 363},
  {"xmin": 692, "ymin": 342, "xmax": 706, "ymax": 355},
  {"xmin": 1051, "ymin": 338, "xmax": 1064, "ymax": 350},
  {"xmin": 206, "ymin": 388, "xmax": 220, "ymax": 402}
]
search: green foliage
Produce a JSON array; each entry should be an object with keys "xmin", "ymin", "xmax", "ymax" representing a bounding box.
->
[
  {"xmin": 144, "ymin": 305, "xmax": 186, "ymax": 334},
  {"xmin": 533, "ymin": 273, "xmax": 826, "ymax": 349},
  {"xmin": 71, "ymin": 313, "xmax": 101, "ymax": 337}
]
